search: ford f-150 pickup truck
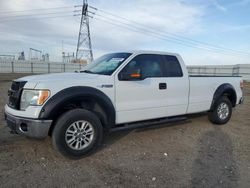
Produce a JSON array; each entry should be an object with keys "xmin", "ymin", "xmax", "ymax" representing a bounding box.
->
[{"xmin": 4, "ymin": 51, "xmax": 244, "ymax": 158}]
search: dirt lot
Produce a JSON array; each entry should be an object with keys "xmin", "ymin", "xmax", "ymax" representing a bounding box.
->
[{"xmin": 0, "ymin": 79, "xmax": 249, "ymax": 188}]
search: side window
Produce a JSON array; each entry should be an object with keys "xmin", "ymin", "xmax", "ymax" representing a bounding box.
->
[
  {"xmin": 164, "ymin": 55, "xmax": 183, "ymax": 77},
  {"xmin": 121, "ymin": 54, "xmax": 164, "ymax": 78}
]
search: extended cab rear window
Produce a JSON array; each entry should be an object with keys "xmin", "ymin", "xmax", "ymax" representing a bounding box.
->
[{"xmin": 163, "ymin": 55, "xmax": 183, "ymax": 77}]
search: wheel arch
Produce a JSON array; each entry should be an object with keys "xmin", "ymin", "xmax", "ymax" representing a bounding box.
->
[
  {"xmin": 39, "ymin": 86, "xmax": 116, "ymax": 133},
  {"xmin": 210, "ymin": 83, "xmax": 237, "ymax": 110}
]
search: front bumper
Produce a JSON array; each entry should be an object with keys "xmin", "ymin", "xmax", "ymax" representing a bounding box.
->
[
  {"xmin": 239, "ymin": 97, "xmax": 244, "ymax": 104},
  {"xmin": 4, "ymin": 112, "xmax": 52, "ymax": 139}
]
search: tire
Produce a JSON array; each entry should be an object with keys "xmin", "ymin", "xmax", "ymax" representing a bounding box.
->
[
  {"xmin": 208, "ymin": 96, "xmax": 232, "ymax": 125},
  {"xmin": 52, "ymin": 109, "xmax": 103, "ymax": 159}
]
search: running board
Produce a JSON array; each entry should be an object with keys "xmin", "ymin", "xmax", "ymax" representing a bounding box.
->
[{"xmin": 110, "ymin": 116, "xmax": 187, "ymax": 133}]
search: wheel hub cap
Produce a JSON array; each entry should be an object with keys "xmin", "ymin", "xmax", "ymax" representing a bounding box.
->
[
  {"xmin": 217, "ymin": 102, "xmax": 229, "ymax": 120},
  {"xmin": 65, "ymin": 120, "xmax": 94, "ymax": 150}
]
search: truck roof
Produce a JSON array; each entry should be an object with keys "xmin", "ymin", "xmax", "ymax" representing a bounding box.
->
[{"xmin": 117, "ymin": 50, "xmax": 180, "ymax": 57}]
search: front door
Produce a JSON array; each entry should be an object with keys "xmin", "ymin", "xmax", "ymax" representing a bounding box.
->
[
  {"xmin": 115, "ymin": 54, "xmax": 169, "ymax": 124},
  {"xmin": 115, "ymin": 53, "xmax": 189, "ymax": 124}
]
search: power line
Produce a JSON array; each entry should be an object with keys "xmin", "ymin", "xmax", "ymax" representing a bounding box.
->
[
  {"xmin": 0, "ymin": 14, "xmax": 75, "ymax": 23},
  {"xmin": 90, "ymin": 16, "xmax": 214, "ymax": 51},
  {"xmin": 0, "ymin": 10, "xmax": 76, "ymax": 20},
  {"xmin": 0, "ymin": 6, "xmax": 79, "ymax": 15},
  {"xmin": 94, "ymin": 6, "xmax": 250, "ymax": 55},
  {"xmin": 97, "ymin": 13, "xmax": 250, "ymax": 56},
  {"xmin": 88, "ymin": 5, "xmax": 250, "ymax": 57},
  {"xmin": 0, "ymin": 6, "xmax": 80, "ymax": 23},
  {"xmin": 88, "ymin": 14, "xmax": 249, "ymax": 58}
]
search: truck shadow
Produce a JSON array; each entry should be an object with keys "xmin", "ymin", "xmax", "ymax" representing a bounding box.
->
[
  {"xmin": 134, "ymin": 112, "xmax": 208, "ymax": 133},
  {"xmin": 103, "ymin": 130, "xmax": 131, "ymax": 146},
  {"xmin": 100, "ymin": 118, "xmax": 191, "ymax": 152},
  {"xmin": 190, "ymin": 127, "xmax": 238, "ymax": 188}
]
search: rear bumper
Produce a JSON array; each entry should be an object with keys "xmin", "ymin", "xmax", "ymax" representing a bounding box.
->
[{"xmin": 4, "ymin": 112, "xmax": 52, "ymax": 139}]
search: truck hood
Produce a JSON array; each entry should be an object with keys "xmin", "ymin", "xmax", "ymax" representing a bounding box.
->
[
  {"xmin": 16, "ymin": 72, "xmax": 101, "ymax": 83},
  {"xmin": 16, "ymin": 72, "xmax": 112, "ymax": 90}
]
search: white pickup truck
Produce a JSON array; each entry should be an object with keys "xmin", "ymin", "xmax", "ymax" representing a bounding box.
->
[{"xmin": 5, "ymin": 51, "xmax": 244, "ymax": 158}]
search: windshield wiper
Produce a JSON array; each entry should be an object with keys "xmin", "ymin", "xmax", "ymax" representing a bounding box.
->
[{"xmin": 80, "ymin": 70, "xmax": 94, "ymax": 74}]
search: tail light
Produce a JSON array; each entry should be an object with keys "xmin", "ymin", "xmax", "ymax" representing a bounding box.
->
[{"xmin": 240, "ymin": 80, "xmax": 244, "ymax": 90}]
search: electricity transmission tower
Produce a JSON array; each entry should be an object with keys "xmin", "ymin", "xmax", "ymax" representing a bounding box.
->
[{"xmin": 76, "ymin": 0, "xmax": 93, "ymax": 63}]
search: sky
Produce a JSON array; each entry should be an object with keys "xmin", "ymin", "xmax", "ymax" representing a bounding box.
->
[{"xmin": 0, "ymin": 0, "xmax": 249, "ymax": 65}]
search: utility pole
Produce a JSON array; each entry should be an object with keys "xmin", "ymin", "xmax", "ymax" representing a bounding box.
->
[{"xmin": 76, "ymin": 0, "xmax": 93, "ymax": 63}]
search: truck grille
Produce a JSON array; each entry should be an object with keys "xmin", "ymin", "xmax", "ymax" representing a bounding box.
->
[{"xmin": 8, "ymin": 81, "xmax": 27, "ymax": 110}]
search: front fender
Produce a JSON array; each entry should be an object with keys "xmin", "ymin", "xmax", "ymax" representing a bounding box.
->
[{"xmin": 38, "ymin": 86, "xmax": 116, "ymax": 128}]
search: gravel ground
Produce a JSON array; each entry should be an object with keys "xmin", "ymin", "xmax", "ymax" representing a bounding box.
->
[{"xmin": 0, "ymin": 80, "xmax": 249, "ymax": 188}]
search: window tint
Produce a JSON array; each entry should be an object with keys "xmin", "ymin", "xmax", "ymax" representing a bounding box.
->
[
  {"xmin": 121, "ymin": 54, "xmax": 164, "ymax": 78},
  {"xmin": 164, "ymin": 55, "xmax": 183, "ymax": 77}
]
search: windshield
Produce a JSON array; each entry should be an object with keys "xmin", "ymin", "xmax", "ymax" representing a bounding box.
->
[{"xmin": 81, "ymin": 53, "xmax": 132, "ymax": 75}]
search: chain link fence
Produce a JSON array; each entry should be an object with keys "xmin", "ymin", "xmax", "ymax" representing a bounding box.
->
[
  {"xmin": 0, "ymin": 60, "xmax": 85, "ymax": 73},
  {"xmin": 187, "ymin": 65, "xmax": 250, "ymax": 81}
]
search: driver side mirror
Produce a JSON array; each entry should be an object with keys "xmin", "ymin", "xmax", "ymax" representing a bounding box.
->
[{"xmin": 119, "ymin": 69, "xmax": 142, "ymax": 81}]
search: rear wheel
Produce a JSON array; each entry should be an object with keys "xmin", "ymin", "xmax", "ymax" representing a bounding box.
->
[
  {"xmin": 52, "ymin": 109, "xmax": 103, "ymax": 158},
  {"xmin": 209, "ymin": 96, "xmax": 232, "ymax": 125}
]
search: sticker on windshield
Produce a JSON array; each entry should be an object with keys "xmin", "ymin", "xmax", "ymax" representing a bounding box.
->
[{"xmin": 109, "ymin": 58, "xmax": 125, "ymax": 62}]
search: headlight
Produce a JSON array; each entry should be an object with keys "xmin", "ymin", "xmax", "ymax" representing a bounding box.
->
[{"xmin": 20, "ymin": 89, "xmax": 50, "ymax": 110}]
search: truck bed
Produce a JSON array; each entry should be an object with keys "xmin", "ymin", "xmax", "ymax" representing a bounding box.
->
[{"xmin": 187, "ymin": 76, "xmax": 242, "ymax": 114}]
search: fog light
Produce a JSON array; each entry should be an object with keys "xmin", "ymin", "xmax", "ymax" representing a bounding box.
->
[{"xmin": 20, "ymin": 123, "xmax": 28, "ymax": 132}]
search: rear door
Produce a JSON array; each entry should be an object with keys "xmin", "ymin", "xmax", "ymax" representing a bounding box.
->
[{"xmin": 161, "ymin": 55, "xmax": 189, "ymax": 117}]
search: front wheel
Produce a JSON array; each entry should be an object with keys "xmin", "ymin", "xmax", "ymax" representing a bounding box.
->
[
  {"xmin": 52, "ymin": 109, "xmax": 103, "ymax": 158},
  {"xmin": 208, "ymin": 96, "xmax": 232, "ymax": 125}
]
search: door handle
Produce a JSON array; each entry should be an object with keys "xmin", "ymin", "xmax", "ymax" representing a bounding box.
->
[{"xmin": 159, "ymin": 83, "xmax": 167, "ymax": 90}]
